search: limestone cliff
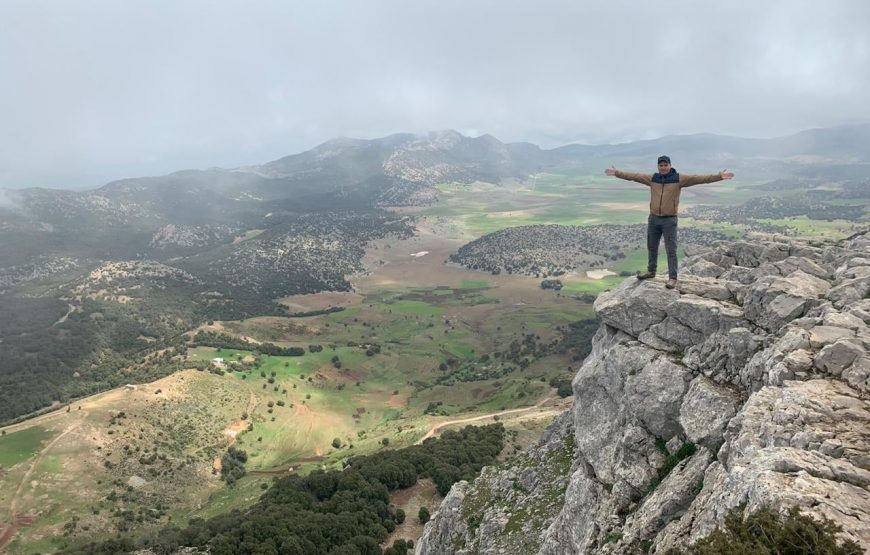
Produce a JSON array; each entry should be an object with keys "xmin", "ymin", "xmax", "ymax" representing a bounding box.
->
[{"xmin": 417, "ymin": 232, "xmax": 870, "ymax": 554}]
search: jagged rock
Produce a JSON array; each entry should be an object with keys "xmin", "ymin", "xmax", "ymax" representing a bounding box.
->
[
  {"xmin": 743, "ymin": 270, "xmax": 831, "ymax": 332},
  {"xmin": 822, "ymin": 309, "xmax": 866, "ymax": 330},
  {"xmin": 419, "ymin": 234, "xmax": 870, "ymax": 555},
  {"xmin": 674, "ymin": 277, "xmax": 735, "ymax": 301},
  {"xmin": 849, "ymin": 300, "xmax": 870, "ymax": 324},
  {"xmin": 719, "ymin": 265, "xmax": 756, "ymax": 285},
  {"xmin": 683, "ymin": 327, "xmax": 760, "ymax": 385},
  {"xmin": 416, "ymin": 482, "xmax": 470, "ymax": 555},
  {"xmin": 419, "ymin": 413, "xmax": 577, "ymax": 555},
  {"xmin": 808, "ymin": 325, "xmax": 855, "ymax": 349},
  {"xmin": 667, "ymin": 295, "xmax": 746, "ymax": 336},
  {"xmin": 782, "ymin": 349, "xmax": 814, "ymax": 372},
  {"xmin": 641, "ymin": 317, "xmax": 704, "ymax": 351},
  {"xmin": 594, "ymin": 280, "xmax": 679, "ymax": 336},
  {"xmin": 681, "ymin": 258, "xmax": 724, "ymax": 278},
  {"xmin": 538, "ymin": 473, "xmax": 606, "ymax": 554},
  {"xmin": 572, "ymin": 339, "xmax": 660, "ymax": 481},
  {"xmin": 814, "ymin": 339, "xmax": 864, "ymax": 375},
  {"xmin": 679, "ymin": 378, "xmax": 741, "ymax": 449},
  {"xmin": 727, "ymin": 241, "xmax": 790, "ymax": 267},
  {"xmin": 842, "ymin": 355, "xmax": 870, "ymax": 394},
  {"xmin": 828, "ymin": 275, "xmax": 870, "ymax": 309},
  {"xmin": 625, "ymin": 357, "xmax": 691, "ymax": 439},
  {"xmin": 665, "ymin": 436, "xmax": 683, "ymax": 455},
  {"xmin": 754, "ymin": 256, "xmax": 832, "ymax": 280},
  {"xmin": 619, "ymin": 448, "xmax": 713, "ymax": 549},
  {"xmin": 659, "ymin": 380, "xmax": 870, "ymax": 551}
]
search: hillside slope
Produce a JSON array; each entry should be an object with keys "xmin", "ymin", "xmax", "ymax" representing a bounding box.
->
[{"xmin": 417, "ymin": 231, "xmax": 870, "ymax": 554}]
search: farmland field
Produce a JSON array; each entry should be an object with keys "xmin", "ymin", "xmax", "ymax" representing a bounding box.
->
[{"xmin": 1, "ymin": 167, "xmax": 863, "ymax": 554}]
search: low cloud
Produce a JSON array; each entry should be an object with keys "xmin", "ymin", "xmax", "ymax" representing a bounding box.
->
[{"xmin": 1, "ymin": 0, "xmax": 868, "ymax": 188}]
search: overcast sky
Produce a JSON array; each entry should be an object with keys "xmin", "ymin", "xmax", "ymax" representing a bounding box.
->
[{"xmin": 1, "ymin": 0, "xmax": 868, "ymax": 189}]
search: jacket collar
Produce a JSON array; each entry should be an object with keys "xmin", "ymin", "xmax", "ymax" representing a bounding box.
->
[{"xmin": 652, "ymin": 168, "xmax": 680, "ymax": 184}]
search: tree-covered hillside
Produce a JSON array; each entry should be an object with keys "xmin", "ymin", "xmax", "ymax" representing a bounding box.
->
[{"xmin": 59, "ymin": 424, "xmax": 505, "ymax": 555}]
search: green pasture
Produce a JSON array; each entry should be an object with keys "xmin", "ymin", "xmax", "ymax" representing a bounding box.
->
[
  {"xmin": 754, "ymin": 216, "xmax": 859, "ymax": 239},
  {"xmin": 188, "ymin": 346, "xmax": 253, "ymax": 362},
  {"xmin": 0, "ymin": 425, "xmax": 55, "ymax": 468},
  {"xmin": 429, "ymin": 171, "xmax": 815, "ymax": 237},
  {"xmin": 561, "ymin": 278, "xmax": 622, "ymax": 295},
  {"xmin": 185, "ymin": 474, "xmax": 270, "ymax": 521},
  {"xmin": 427, "ymin": 177, "xmax": 655, "ymax": 235},
  {"xmin": 384, "ymin": 299, "xmax": 445, "ymax": 317}
]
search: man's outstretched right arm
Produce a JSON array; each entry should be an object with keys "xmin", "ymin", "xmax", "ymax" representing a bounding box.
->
[{"xmin": 605, "ymin": 167, "xmax": 652, "ymax": 186}]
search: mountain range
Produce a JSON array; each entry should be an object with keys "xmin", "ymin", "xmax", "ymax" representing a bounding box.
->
[{"xmin": 0, "ymin": 124, "xmax": 867, "ymax": 424}]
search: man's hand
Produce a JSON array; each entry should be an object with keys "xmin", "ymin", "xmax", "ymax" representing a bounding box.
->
[
  {"xmin": 605, "ymin": 166, "xmax": 618, "ymax": 176},
  {"xmin": 720, "ymin": 169, "xmax": 735, "ymax": 180}
]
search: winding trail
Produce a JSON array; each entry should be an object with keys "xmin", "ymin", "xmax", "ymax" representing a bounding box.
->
[
  {"xmin": 0, "ymin": 418, "xmax": 84, "ymax": 551},
  {"xmin": 415, "ymin": 395, "xmax": 557, "ymax": 445}
]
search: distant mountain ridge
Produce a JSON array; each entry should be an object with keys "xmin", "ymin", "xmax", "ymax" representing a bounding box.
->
[{"xmin": 5, "ymin": 124, "xmax": 869, "ymax": 217}]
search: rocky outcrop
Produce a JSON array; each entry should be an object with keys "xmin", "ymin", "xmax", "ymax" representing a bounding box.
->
[{"xmin": 418, "ymin": 232, "xmax": 870, "ymax": 554}]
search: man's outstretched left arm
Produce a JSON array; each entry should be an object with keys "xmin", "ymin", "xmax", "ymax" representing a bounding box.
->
[{"xmin": 681, "ymin": 170, "xmax": 735, "ymax": 188}]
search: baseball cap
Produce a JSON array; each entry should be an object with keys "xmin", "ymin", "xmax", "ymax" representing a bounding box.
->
[{"xmin": 657, "ymin": 155, "xmax": 671, "ymax": 164}]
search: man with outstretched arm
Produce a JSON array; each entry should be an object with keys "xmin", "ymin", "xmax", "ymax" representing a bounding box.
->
[{"xmin": 605, "ymin": 156, "xmax": 734, "ymax": 289}]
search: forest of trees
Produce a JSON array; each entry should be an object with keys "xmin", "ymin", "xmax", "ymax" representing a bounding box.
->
[
  {"xmin": 192, "ymin": 331, "xmax": 306, "ymax": 356},
  {"xmin": 60, "ymin": 424, "xmax": 505, "ymax": 555}
]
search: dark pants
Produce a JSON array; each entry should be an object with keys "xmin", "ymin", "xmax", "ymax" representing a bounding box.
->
[{"xmin": 648, "ymin": 215, "xmax": 678, "ymax": 279}]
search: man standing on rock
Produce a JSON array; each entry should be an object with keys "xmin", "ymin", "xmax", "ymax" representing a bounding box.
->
[{"xmin": 605, "ymin": 156, "xmax": 734, "ymax": 289}]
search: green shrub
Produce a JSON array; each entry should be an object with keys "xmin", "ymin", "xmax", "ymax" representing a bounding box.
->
[
  {"xmin": 648, "ymin": 439, "xmax": 696, "ymax": 492},
  {"xmin": 667, "ymin": 505, "xmax": 862, "ymax": 555}
]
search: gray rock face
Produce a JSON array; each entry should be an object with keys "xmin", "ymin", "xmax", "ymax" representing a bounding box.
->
[
  {"xmin": 743, "ymin": 271, "xmax": 830, "ymax": 332},
  {"xmin": 815, "ymin": 340, "xmax": 864, "ymax": 376},
  {"xmin": 594, "ymin": 280, "xmax": 678, "ymax": 336},
  {"xmin": 416, "ymin": 482, "xmax": 470, "ymax": 555},
  {"xmin": 679, "ymin": 377, "xmax": 741, "ymax": 449},
  {"xmin": 625, "ymin": 357, "xmax": 691, "ymax": 439},
  {"xmin": 658, "ymin": 380, "xmax": 870, "ymax": 551},
  {"xmin": 418, "ymin": 234, "xmax": 870, "ymax": 555}
]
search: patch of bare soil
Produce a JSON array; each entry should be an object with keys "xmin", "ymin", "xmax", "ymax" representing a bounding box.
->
[
  {"xmin": 386, "ymin": 395, "xmax": 408, "ymax": 409},
  {"xmin": 319, "ymin": 366, "xmax": 365, "ymax": 383},
  {"xmin": 0, "ymin": 513, "xmax": 37, "ymax": 551},
  {"xmin": 383, "ymin": 479, "xmax": 442, "ymax": 550},
  {"xmin": 224, "ymin": 420, "xmax": 248, "ymax": 445},
  {"xmin": 277, "ymin": 291, "xmax": 364, "ymax": 312}
]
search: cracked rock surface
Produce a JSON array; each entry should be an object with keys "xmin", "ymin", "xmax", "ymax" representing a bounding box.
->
[{"xmin": 418, "ymin": 232, "xmax": 870, "ymax": 554}]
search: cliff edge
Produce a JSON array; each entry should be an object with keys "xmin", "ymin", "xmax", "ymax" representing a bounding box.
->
[{"xmin": 417, "ymin": 232, "xmax": 870, "ymax": 554}]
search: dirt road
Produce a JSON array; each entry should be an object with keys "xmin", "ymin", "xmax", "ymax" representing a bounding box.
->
[
  {"xmin": 415, "ymin": 395, "xmax": 557, "ymax": 445},
  {"xmin": 0, "ymin": 419, "xmax": 84, "ymax": 551}
]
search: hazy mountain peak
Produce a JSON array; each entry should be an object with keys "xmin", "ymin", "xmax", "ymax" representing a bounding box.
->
[{"xmin": 425, "ymin": 129, "xmax": 466, "ymax": 149}]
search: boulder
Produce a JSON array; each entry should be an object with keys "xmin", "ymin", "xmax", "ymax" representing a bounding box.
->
[
  {"xmin": 828, "ymin": 275, "xmax": 870, "ymax": 308},
  {"xmin": 594, "ymin": 280, "xmax": 679, "ymax": 336},
  {"xmin": 625, "ymin": 357, "xmax": 691, "ymax": 439},
  {"xmin": 814, "ymin": 339, "xmax": 864, "ymax": 376},
  {"xmin": 744, "ymin": 271, "xmax": 830, "ymax": 331},
  {"xmin": 679, "ymin": 377, "xmax": 742, "ymax": 449}
]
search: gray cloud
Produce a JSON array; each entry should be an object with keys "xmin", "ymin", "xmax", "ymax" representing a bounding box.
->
[{"xmin": 1, "ymin": 0, "xmax": 868, "ymax": 188}]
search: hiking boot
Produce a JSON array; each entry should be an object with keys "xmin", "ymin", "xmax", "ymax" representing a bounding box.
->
[
  {"xmin": 636, "ymin": 271, "xmax": 656, "ymax": 280},
  {"xmin": 665, "ymin": 278, "xmax": 678, "ymax": 289}
]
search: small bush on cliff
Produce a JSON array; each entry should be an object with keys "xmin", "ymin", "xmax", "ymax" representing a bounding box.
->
[{"xmin": 667, "ymin": 505, "xmax": 862, "ymax": 555}]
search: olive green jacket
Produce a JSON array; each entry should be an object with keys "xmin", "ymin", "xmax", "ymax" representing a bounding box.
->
[{"xmin": 614, "ymin": 171, "xmax": 723, "ymax": 216}]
